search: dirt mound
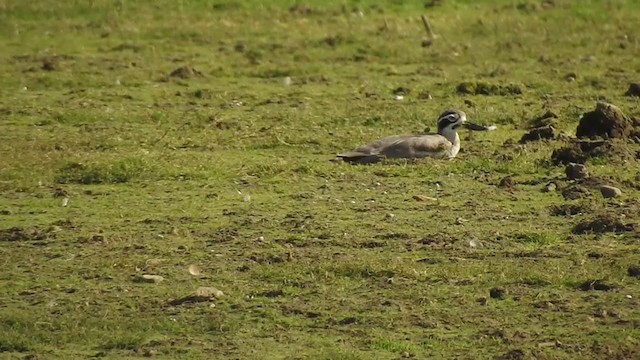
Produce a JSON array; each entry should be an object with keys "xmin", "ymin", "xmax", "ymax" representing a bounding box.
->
[
  {"xmin": 160, "ymin": 66, "xmax": 204, "ymax": 82},
  {"xmin": 520, "ymin": 125, "xmax": 555, "ymax": 143},
  {"xmin": 576, "ymin": 102, "xmax": 633, "ymax": 139},
  {"xmin": 572, "ymin": 213, "xmax": 635, "ymax": 234},
  {"xmin": 551, "ymin": 139, "xmax": 636, "ymax": 165}
]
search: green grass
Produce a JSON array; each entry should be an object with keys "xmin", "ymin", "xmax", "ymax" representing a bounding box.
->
[{"xmin": 1, "ymin": 0, "xmax": 640, "ymax": 358}]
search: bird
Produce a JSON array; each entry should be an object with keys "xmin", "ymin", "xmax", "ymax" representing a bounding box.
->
[{"xmin": 336, "ymin": 109, "xmax": 493, "ymax": 164}]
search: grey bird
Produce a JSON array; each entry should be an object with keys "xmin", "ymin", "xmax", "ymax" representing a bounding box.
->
[{"xmin": 337, "ymin": 109, "xmax": 492, "ymax": 164}]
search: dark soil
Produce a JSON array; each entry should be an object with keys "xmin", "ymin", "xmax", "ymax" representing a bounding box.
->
[
  {"xmin": 578, "ymin": 280, "xmax": 615, "ymax": 291},
  {"xmin": 528, "ymin": 110, "xmax": 558, "ymax": 128},
  {"xmin": 519, "ymin": 125, "xmax": 555, "ymax": 143},
  {"xmin": 551, "ymin": 139, "xmax": 636, "ymax": 165},
  {"xmin": 562, "ymin": 185, "xmax": 590, "ymax": 200},
  {"xmin": 576, "ymin": 102, "xmax": 633, "ymax": 139},
  {"xmin": 572, "ymin": 213, "xmax": 635, "ymax": 234},
  {"xmin": 625, "ymin": 83, "xmax": 640, "ymax": 97},
  {"xmin": 0, "ymin": 227, "xmax": 51, "ymax": 241}
]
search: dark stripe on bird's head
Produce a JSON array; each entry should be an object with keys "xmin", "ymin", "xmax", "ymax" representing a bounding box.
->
[{"xmin": 437, "ymin": 110, "xmax": 464, "ymax": 131}]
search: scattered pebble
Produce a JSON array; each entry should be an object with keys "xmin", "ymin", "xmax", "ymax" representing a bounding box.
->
[
  {"xmin": 565, "ymin": 163, "xmax": 588, "ymax": 180},
  {"xmin": 599, "ymin": 185, "xmax": 622, "ymax": 198},
  {"xmin": 543, "ymin": 182, "xmax": 557, "ymax": 192}
]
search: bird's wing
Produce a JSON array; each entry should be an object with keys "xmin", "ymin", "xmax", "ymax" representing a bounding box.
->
[
  {"xmin": 337, "ymin": 134, "xmax": 453, "ymax": 162},
  {"xmin": 378, "ymin": 135, "xmax": 453, "ymax": 159}
]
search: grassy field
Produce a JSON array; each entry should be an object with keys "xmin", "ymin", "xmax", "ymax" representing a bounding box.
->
[{"xmin": 1, "ymin": 0, "xmax": 640, "ymax": 358}]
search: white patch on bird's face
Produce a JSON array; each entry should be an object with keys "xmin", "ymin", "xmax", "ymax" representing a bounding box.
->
[{"xmin": 437, "ymin": 110, "xmax": 466, "ymax": 132}]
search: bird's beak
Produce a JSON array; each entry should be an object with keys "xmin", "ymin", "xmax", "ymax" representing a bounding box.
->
[{"xmin": 464, "ymin": 122, "xmax": 495, "ymax": 131}]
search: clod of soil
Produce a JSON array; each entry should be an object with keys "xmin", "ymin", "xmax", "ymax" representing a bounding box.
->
[
  {"xmin": 529, "ymin": 110, "xmax": 558, "ymax": 128},
  {"xmin": 519, "ymin": 125, "xmax": 555, "ymax": 143},
  {"xmin": 498, "ymin": 176, "xmax": 515, "ymax": 189},
  {"xmin": 625, "ymin": 83, "xmax": 640, "ymax": 97},
  {"xmin": 599, "ymin": 185, "xmax": 622, "ymax": 198},
  {"xmin": 338, "ymin": 316, "xmax": 358, "ymax": 325},
  {"xmin": 496, "ymin": 349, "xmax": 526, "ymax": 360},
  {"xmin": 456, "ymin": 81, "xmax": 523, "ymax": 96},
  {"xmin": 565, "ymin": 163, "xmax": 589, "ymax": 180},
  {"xmin": 628, "ymin": 265, "xmax": 640, "ymax": 278},
  {"xmin": 489, "ymin": 287, "xmax": 506, "ymax": 299},
  {"xmin": 551, "ymin": 139, "xmax": 636, "ymax": 165},
  {"xmin": 576, "ymin": 102, "xmax": 633, "ymax": 139},
  {"xmin": 578, "ymin": 280, "xmax": 615, "ymax": 292},
  {"xmin": 392, "ymin": 87, "xmax": 410, "ymax": 96},
  {"xmin": 161, "ymin": 66, "xmax": 204, "ymax": 81},
  {"xmin": 549, "ymin": 203, "xmax": 590, "ymax": 216},
  {"xmin": 562, "ymin": 185, "xmax": 590, "ymax": 200},
  {"xmin": 572, "ymin": 213, "xmax": 635, "ymax": 234},
  {"xmin": 41, "ymin": 58, "xmax": 57, "ymax": 71},
  {"xmin": 289, "ymin": 4, "xmax": 312, "ymax": 15}
]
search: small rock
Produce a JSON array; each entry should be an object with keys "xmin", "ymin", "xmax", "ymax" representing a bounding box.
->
[
  {"xmin": 134, "ymin": 274, "xmax": 164, "ymax": 283},
  {"xmin": 489, "ymin": 287, "xmax": 506, "ymax": 299},
  {"xmin": 188, "ymin": 265, "xmax": 201, "ymax": 276},
  {"xmin": 628, "ymin": 265, "xmax": 640, "ymax": 278},
  {"xmin": 542, "ymin": 182, "xmax": 557, "ymax": 192},
  {"xmin": 565, "ymin": 163, "xmax": 589, "ymax": 180},
  {"xmin": 599, "ymin": 185, "xmax": 622, "ymax": 198},
  {"xmin": 477, "ymin": 296, "xmax": 488, "ymax": 305},
  {"xmin": 468, "ymin": 239, "xmax": 482, "ymax": 248}
]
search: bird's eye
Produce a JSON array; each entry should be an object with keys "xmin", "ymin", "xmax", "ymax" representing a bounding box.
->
[{"xmin": 440, "ymin": 114, "xmax": 459, "ymax": 123}]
